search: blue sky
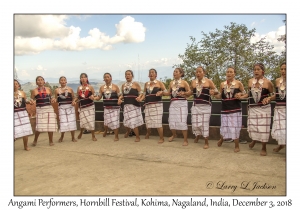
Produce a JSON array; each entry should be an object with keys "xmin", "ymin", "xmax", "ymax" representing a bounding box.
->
[{"xmin": 14, "ymin": 14, "xmax": 286, "ymax": 83}]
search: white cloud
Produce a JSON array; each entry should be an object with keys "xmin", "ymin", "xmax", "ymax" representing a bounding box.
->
[
  {"xmin": 15, "ymin": 15, "xmax": 146, "ymax": 55},
  {"xmin": 250, "ymin": 25, "xmax": 286, "ymax": 54},
  {"xmin": 21, "ymin": 70, "xmax": 30, "ymax": 77},
  {"xmin": 59, "ymin": 71, "xmax": 65, "ymax": 76},
  {"xmin": 15, "ymin": 15, "xmax": 70, "ymax": 38},
  {"xmin": 111, "ymin": 16, "xmax": 146, "ymax": 43},
  {"xmin": 36, "ymin": 65, "xmax": 47, "ymax": 71}
]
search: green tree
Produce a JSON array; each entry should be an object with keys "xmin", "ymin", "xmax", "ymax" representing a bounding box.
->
[
  {"xmin": 44, "ymin": 82, "xmax": 58, "ymax": 95},
  {"xmin": 175, "ymin": 22, "xmax": 283, "ymax": 89},
  {"xmin": 160, "ymin": 76, "xmax": 172, "ymax": 90}
]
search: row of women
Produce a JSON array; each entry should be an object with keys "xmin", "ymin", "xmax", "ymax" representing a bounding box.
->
[{"xmin": 14, "ymin": 62, "xmax": 286, "ymax": 156}]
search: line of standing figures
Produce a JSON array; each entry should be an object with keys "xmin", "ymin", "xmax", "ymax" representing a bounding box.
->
[{"xmin": 14, "ymin": 62, "xmax": 286, "ymax": 156}]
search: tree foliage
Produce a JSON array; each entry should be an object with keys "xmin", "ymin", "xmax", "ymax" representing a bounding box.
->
[{"xmin": 174, "ymin": 22, "xmax": 286, "ymax": 88}]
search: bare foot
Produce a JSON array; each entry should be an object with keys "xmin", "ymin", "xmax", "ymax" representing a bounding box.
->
[
  {"xmin": 168, "ymin": 135, "xmax": 176, "ymax": 142},
  {"xmin": 182, "ymin": 141, "xmax": 188, "ymax": 146},
  {"xmin": 135, "ymin": 138, "xmax": 140, "ymax": 142},
  {"xmin": 72, "ymin": 139, "xmax": 77, "ymax": 142},
  {"xmin": 260, "ymin": 150, "xmax": 267, "ymax": 156},
  {"xmin": 234, "ymin": 147, "xmax": 240, "ymax": 153},
  {"xmin": 158, "ymin": 139, "xmax": 164, "ymax": 144},
  {"xmin": 78, "ymin": 133, "xmax": 82, "ymax": 139},
  {"xmin": 92, "ymin": 137, "xmax": 97, "ymax": 141},
  {"xmin": 145, "ymin": 133, "xmax": 150, "ymax": 139},
  {"xmin": 103, "ymin": 129, "xmax": 107, "ymax": 137},
  {"xmin": 217, "ymin": 139, "xmax": 223, "ymax": 147},
  {"xmin": 248, "ymin": 141, "xmax": 255, "ymax": 149},
  {"xmin": 24, "ymin": 147, "xmax": 31, "ymax": 151},
  {"xmin": 31, "ymin": 141, "xmax": 37, "ymax": 146},
  {"xmin": 58, "ymin": 138, "xmax": 63, "ymax": 143},
  {"xmin": 273, "ymin": 145, "xmax": 284, "ymax": 152},
  {"xmin": 203, "ymin": 144, "xmax": 209, "ymax": 149},
  {"xmin": 49, "ymin": 142, "xmax": 54, "ymax": 146},
  {"xmin": 124, "ymin": 132, "xmax": 129, "ymax": 138},
  {"xmin": 114, "ymin": 138, "xmax": 119, "ymax": 141},
  {"xmin": 194, "ymin": 136, "xmax": 199, "ymax": 143}
]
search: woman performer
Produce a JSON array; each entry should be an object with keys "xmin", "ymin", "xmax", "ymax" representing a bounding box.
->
[
  {"xmin": 188, "ymin": 66, "xmax": 218, "ymax": 149},
  {"xmin": 54, "ymin": 76, "xmax": 77, "ymax": 142},
  {"xmin": 270, "ymin": 62, "xmax": 286, "ymax": 152},
  {"xmin": 95, "ymin": 73, "xmax": 121, "ymax": 141},
  {"xmin": 247, "ymin": 63, "xmax": 274, "ymax": 156},
  {"xmin": 163, "ymin": 67, "xmax": 190, "ymax": 146},
  {"xmin": 76, "ymin": 73, "xmax": 97, "ymax": 141},
  {"xmin": 141, "ymin": 68, "xmax": 167, "ymax": 144},
  {"xmin": 215, "ymin": 67, "xmax": 247, "ymax": 152},
  {"xmin": 14, "ymin": 79, "xmax": 33, "ymax": 151},
  {"xmin": 31, "ymin": 76, "xmax": 58, "ymax": 146},
  {"xmin": 118, "ymin": 70, "xmax": 143, "ymax": 142}
]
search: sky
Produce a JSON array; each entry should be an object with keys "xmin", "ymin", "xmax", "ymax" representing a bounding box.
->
[
  {"xmin": 14, "ymin": 14, "xmax": 286, "ymax": 83},
  {"xmin": 3, "ymin": 0, "xmax": 300, "ymax": 209}
]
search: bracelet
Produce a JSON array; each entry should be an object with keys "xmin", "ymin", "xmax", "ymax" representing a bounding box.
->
[{"xmin": 269, "ymin": 92, "xmax": 275, "ymax": 96}]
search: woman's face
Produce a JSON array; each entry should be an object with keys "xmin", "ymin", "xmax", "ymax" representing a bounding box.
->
[
  {"xmin": 125, "ymin": 71, "xmax": 133, "ymax": 82},
  {"xmin": 148, "ymin": 70, "xmax": 157, "ymax": 81},
  {"xmin": 80, "ymin": 74, "xmax": 88, "ymax": 84},
  {"xmin": 36, "ymin": 77, "xmax": 45, "ymax": 86},
  {"xmin": 14, "ymin": 80, "xmax": 20, "ymax": 90},
  {"xmin": 280, "ymin": 64, "xmax": 286, "ymax": 78},
  {"xmin": 59, "ymin": 77, "xmax": 67, "ymax": 87},
  {"xmin": 226, "ymin": 68, "xmax": 235, "ymax": 80},
  {"xmin": 195, "ymin": 67, "xmax": 204, "ymax": 79},
  {"xmin": 253, "ymin": 65, "xmax": 264, "ymax": 79},
  {"xmin": 103, "ymin": 74, "xmax": 112, "ymax": 84},
  {"xmin": 173, "ymin": 69, "xmax": 182, "ymax": 79}
]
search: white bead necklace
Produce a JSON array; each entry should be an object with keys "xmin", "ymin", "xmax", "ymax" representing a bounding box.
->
[
  {"xmin": 147, "ymin": 80, "xmax": 157, "ymax": 94},
  {"xmin": 251, "ymin": 77, "xmax": 264, "ymax": 103},
  {"xmin": 195, "ymin": 77, "xmax": 206, "ymax": 97}
]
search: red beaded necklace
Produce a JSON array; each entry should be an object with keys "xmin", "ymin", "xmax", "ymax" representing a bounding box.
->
[
  {"xmin": 79, "ymin": 84, "xmax": 89, "ymax": 98},
  {"xmin": 38, "ymin": 86, "xmax": 47, "ymax": 98}
]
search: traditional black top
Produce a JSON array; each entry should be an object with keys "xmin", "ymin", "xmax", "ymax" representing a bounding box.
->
[
  {"xmin": 123, "ymin": 88, "xmax": 141, "ymax": 107},
  {"xmin": 221, "ymin": 88, "xmax": 242, "ymax": 114},
  {"xmin": 248, "ymin": 88, "xmax": 270, "ymax": 106},
  {"xmin": 145, "ymin": 87, "xmax": 162, "ymax": 105},
  {"xmin": 57, "ymin": 92, "xmax": 72, "ymax": 106},
  {"xmin": 102, "ymin": 91, "xmax": 119, "ymax": 108},
  {"xmin": 14, "ymin": 98, "xmax": 26, "ymax": 112},
  {"xmin": 170, "ymin": 87, "xmax": 186, "ymax": 100},
  {"xmin": 275, "ymin": 87, "xmax": 286, "ymax": 106},
  {"xmin": 79, "ymin": 91, "xmax": 94, "ymax": 108},
  {"xmin": 35, "ymin": 94, "xmax": 51, "ymax": 107},
  {"xmin": 193, "ymin": 87, "xmax": 211, "ymax": 106}
]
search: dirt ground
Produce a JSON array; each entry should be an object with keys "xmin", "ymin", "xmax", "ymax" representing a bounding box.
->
[{"xmin": 14, "ymin": 131, "xmax": 286, "ymax": 196}]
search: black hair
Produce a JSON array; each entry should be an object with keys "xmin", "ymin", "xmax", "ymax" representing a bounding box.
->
[
  {"xmin": 175, "ymin": 67, "xmax": 184, "ymax": 77},
  {"xmin": 254, "ymin": 63, "xmax": 265, "ymax": 71},
  {"xmin": 196, "ymin": 66, "xmax": 205, "ymax": 73},
  {"xmin": 36, "ymin": 76, "xmax": 45, "ymax": 82},
  {"xmin": 103, "ymin": 73, "xmax": 112, "ymax": 79},
  {"xmin": 59, "ymin": 76, "xmax": 67, "ymax": 82},
  {"xmin": 14, "ymin": 79, "xmax": 21, "ymax": 90},
  {"xmin": 149, "ymin": 68, "xmax": 157, "ymax": 75},
  {"xmin": 125, "ymin": 70, "xmax": 134, "ymax": 77},
  {"xmin": 80, "ymin": 73, "xmax": 89, "ymax": 85},
  {"xmin": 227, "ymin": 66, "xmax": 236, "ymax": 73}
]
